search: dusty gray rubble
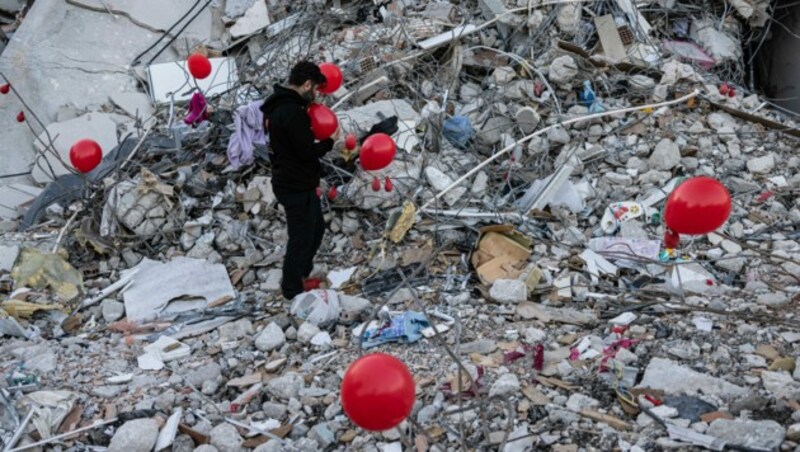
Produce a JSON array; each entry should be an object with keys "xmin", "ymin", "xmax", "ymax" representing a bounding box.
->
[{"xmin": 1, "ymin": 0, "xmax": 800, "ymax": 451}]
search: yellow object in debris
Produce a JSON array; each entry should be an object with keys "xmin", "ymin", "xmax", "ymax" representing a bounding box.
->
[
  {"xmin": 10, "ymin": 248, "xmax": 84, "ymax": 302},
  {"xmin": 0, "ymin": 300, "xmax": 64, "ymax": 319},
  {"xmin": 388, "ymin": 201, "xmax": 417, "ymax": 244},
  {"xmin": 641, "ymin": 107, "xmax": 654, "ymax": 114}
]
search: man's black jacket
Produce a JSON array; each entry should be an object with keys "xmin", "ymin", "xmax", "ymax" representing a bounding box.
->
[{"xmin": 261, "ymin": 85, "xmax": 334, "ymax": 194}]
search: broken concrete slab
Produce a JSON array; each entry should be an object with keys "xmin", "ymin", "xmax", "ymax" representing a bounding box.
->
[
  {"xmin": 110, "ymin": 92, "xmax": 156, "ymax": 124},
  {"xmin": 229, "ymin": 0, "xmax": 271, "ymax": 38},
  {"xmin": 0, "ymin": 244, "xmax": 20, "ymax": 272},
  {"xmin": 0, "ymin": 184, "xmax": 43, "ymax": 220},
  {"xmin": 706, "ymin": 419, "xmax": 785, "ymax": 451},
  {"xmin": 121, "ymin": 257, "xmax": 236, "ymax": 323},
  {"xmin": 31, "ymin": 113, "xmax": 119, "ymax": 184},
  {"xmin": 338, "ymin": 100, "xmax": 421, "ymax": 133},
  {"xmin": 637, "ymin": 357, "xmax": 748, "ymax": 399}
]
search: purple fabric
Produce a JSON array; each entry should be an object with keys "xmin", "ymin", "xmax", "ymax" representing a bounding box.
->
[
  {"xmin": 184, "ymin": 92, "xmax": 208, "ymax": 127},
  {"xmin": 226, "ymin": 100, "xmax": 266, "ymax": 169}
]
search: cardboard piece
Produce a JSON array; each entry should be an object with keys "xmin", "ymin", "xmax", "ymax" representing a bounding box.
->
[{"xmin": 470, "ymin": 225, "xmax": 532, "ymax": 285}]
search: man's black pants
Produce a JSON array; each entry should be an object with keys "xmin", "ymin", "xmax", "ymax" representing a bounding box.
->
[{"xmin": 276, "ymin": 190, "xmax": 325, "ymax": 300}]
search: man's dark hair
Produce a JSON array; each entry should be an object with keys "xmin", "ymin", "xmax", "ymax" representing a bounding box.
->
[{"xmin": 288, "ymin": 61, "xmax": 326, "ymax": 87}]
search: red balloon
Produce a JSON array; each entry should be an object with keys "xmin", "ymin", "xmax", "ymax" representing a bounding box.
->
[
  {"xmin": 16, "ymin": 111, "xmax": 24, "ymax": 123},
  {"xmin": 341, "ymin": 353, "xmax": 415, "ymax": 431},
  {"xmin": 664, "ymin": 177, "xmax": 731, "ymax": 235},
  {"xmin": 384, "ymin": 176, "xmax": 393, "ymax": 192},
  {"xmin": 69, "ymin": 139, "xmax": 103, "ymax": 173},
  {"xmin": 187, "ymin": 53, "xmax": 212, "ymax": 80},
  {"xmin": 308, "ymin": 104, "xmax": 339, "ymax": 141},
  {"xmin": 360, "ymin": 133, "xmax": 396, "ymax": 171},
  {"xmin": 371, "ymin": 177, "xmax": 381, "ymax": 192},
  {"xmin": 345, "ymin": 134, "xmax": 357, "ymax": 151},
  {"xmin": 327, "ymin": 186, "xmax": 338, "ymax": 201},
  {"xmin": 318, "ymin": 63, "xmax": 343, "ymax": 94},
  {"xmin": 0, "ymin": 83, "xmax": 9, "ymax": 95}
]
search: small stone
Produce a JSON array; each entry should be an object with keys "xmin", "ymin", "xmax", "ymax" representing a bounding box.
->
[
  {"xmin": 267, "ymin": 372, "xmax": 304, "ymax": 400},
  {"xmin": 522, "ymin": 327, "xmax": 546, "ymax": 344},
  {"xmin": 209, "ymin": 424, "xmax": 243, "ymax": 452},
  {"xmin": 649, "ymin": 139, "xmax": 681, "ymax": 170},
  {"xmin": 309, "ymin": 423, "xmax": 336, "ymax": 449},
  {"xmin": 757, "ymin": 292, "xmax": 789, "ymax": 306},
  {"xmin": 92, "ymin": 385, "xmax": 123, "ymax": 398},
  {"xmin": 566, "ymin": 393, "xmax": 600, "ymax": 412},
  {"xmin": 339, "ymin": 295, "xmax": 372, "ymax": 320},
  {"xmin": 516, "ymin": 107, "xmax": 540, "ymax": 134},
  {"xmin": 218, "ymin": 319, "xmax": 253, "ymax": 342},
  {"xmin": 101, "ymin": 300, "xmax": 125, "ymax": 322},
  {"xmin": 787, "ymin": 424, "xmax": 800, "ymax": 442},
  {"xmin": 706, "ymin": 419, "xmax": 785, "ymax": 450},
  {"xmin": 489, "ymin": 279, "xmax": 527, "ymax": 303},
  {"xmin": 262, "ymin": 402, "xmax": 288, "ymax": 420},
  {"xmin": 255, "ymin": 322, "xmax": 286, "ymax": 351},
  {"xmin": 193, "ymin": 446, "xmax": 219, "ymax": 452},
  {"xmin": 201, "ymin": 380, "xmax": 219, "ymax": 395},
  {"xmin": 746, "ymin": 154, "xmax": 775, "ymax": 174},
  {"xmin": 297, "ymin": 322, "xmax": 321, "ymax": 344},
  {"xmin": 108, "ymin": 418, "xmax": 159, "ymax": 452},
  {"xmin": 185, "ymin": 363, "xmax": 222, "ymax": 388},
  {"xmin": 310, "ymin": 331, "xmax": 332, "ymax": 347},
  {"xmin": 549, "ymin": 56, "xmax": 578, "ymax": 84},
  {"xmin": 460, "ymin": 339, "xmax": 497, "ymax": 354},
  {"xmin": 489, "ymin": 373, "xmax": 520, "ymax": 397}
]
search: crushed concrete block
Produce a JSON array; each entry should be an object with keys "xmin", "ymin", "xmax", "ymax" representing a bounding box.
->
[
  {"xmin": 638, "ymin": 357, "xmax": 747, "ymax": 399},
  {"xmin": 549, "ymin": 55, "xmax": 578, "ymax": 84},
  {"xmin": 649, "ymin": 139, "xmax": 681, "ymax": 170},
  {"xmin": 108, "ymin": 418, "xmax": 159, "ymax": 452},
  {"xmin": 489, "ymin": 279, "xmax": 528, "ymax": 303},
  {"xmin": 0, "ymin": 244, "xmax": 20, "ymax": 272},
  {"xmin": 516, "ymin": 107, "xmax": 540, "ymax": 134},
  {"xmin": 746, "ymin": 154, "xmax": 775, "ymax": 174},
  {"xmin": 557, "ymin": 3, "xmax": 581, "ymax": 35},
  {"xmin": 706, "ymin": 419, "xmax": 785, "ymax": 451},
  {"xmin": 425, "ymin": 167, "xmax": 466, "ymax": 206}
]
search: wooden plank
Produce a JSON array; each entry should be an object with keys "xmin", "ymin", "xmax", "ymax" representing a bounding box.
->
[{"xmin": 579, "ymin": 409, "xmax": 631, "ymax": 430}]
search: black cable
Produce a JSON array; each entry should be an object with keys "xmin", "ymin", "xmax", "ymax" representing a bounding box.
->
[
  {"xmin": 130, "ymin": 0, "xmax": 212, "ymax": 67},
  {"xmin": 0, "ymin": 170, "xmax": 32, "ymax": 179}
]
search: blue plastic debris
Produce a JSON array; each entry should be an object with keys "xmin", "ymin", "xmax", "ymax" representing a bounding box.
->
[{"xmin": 442, "ymin": 116, "xmax": 474, "ymax": 149}]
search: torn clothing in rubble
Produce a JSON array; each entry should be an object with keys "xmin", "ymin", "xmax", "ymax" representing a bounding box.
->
[
  {"xmin": 261, "ymin": 85, "xmax": 334, "ymax": 195},
  {"xmin": 184, "ymin": 92, "xmax": 209, "ymax": 127},
  {"xmin": 227, "ymin": 100, "xmax": 267, "ymax": 169},
  {"xmin": 361, "ymin": 311, "xmax": 431, "ymax": 349}
]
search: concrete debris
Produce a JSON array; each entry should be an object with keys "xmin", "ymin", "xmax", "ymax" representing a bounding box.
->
[{"xmin": 1, "ymin": 0, "xmax": 799, "ymax": 450}]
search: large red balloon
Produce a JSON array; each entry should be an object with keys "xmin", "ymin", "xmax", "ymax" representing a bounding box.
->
[
  {"xmin": 318, "ymin": 63, "xmax": 343, "ymax": 94},
  {"xmin": 664, "ymin": 176, "xmax": 731, "ymax": 235},
  {"xmin": 69, "ymin": 139, "xmax": 103, "ymax": 174},
  {"xmin": 341, "ymin": 353, "xmax": 415, "ymax": 431},
  {"xmin": 187, "ymin": 53, "xmax": 212, "ymax": 80},
  {"xmin": 360, "ymin": 133, "xmax": 396, "ymax": 171},
  {"xmin": 308, "ymin": 104, "xmax": 339, "ymax": 140}
]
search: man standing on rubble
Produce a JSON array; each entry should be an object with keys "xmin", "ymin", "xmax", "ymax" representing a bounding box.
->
[{"xmin": 261, "ymin": 61, "xmax": 339, "ymax": 301}]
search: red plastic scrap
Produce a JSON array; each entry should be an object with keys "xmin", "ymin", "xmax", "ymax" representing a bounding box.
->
[
  {"xmin": 644, "ymin": 394, "xmax": 663, "ymax": 406},
  {"xmin": 599, "ymin": 338, "xmax": 639, "ymax": 372},
  {"xmin": 503, "ymin": 350, "xmax": 527, "ymax": 364},
  {"xmin": 533, "ymin": 344, "xmax": 544, "ymax": 371},
  {"xmin": 757, "ymin": 191, "xmax": 774, "ymax": 203}
]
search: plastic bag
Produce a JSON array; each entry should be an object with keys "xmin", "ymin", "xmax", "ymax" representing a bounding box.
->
[
  {"xmin": 443, "ymin": 116, "xmax": 474, "ymax": 149},
  {"xmin": 290, "ymin": 290, "xmax": 340, "ymax": 326}
]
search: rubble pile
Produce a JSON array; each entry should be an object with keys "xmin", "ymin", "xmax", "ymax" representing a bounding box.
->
[{"xmin": 1, "ymin": 0, "xmax": 800, "ymax": 451}]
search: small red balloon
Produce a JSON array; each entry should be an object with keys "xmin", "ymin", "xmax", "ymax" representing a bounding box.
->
[
  {"xmin": 187, "ymin": 53, "xmax": 212, "ymax": 80},
  {"xmin": 327, "ymin": 186, "xmax": 337, "ymax": 201},
  {"xmin": 318, "ymin": 63, "xmax": 343, "ymax": 95},
  {"xmin": 664, "ymin": 177, "xmax": 731, "ymax": 235},
  {"xmin": 308, "ymin": 103, "xmax": 339, "ymax": 141},
  {"xmin": 371, "ymin": 177, "xmax": 381, "ymax": 192},
  {"xmin": 69, "ymin": 139, "xmax": 103, "ymax": 173},
  {"xmin": 345, "ymin": 134, "xmax": 357, "ymax": 151},
  {"xmin": 341, "ymin": 353, "xmax": 415, "ymax": 431},
  {"xmin": 16, "ymin": 111, "xmax": 25, "ymax": 122},
  {"xmin": 0, "ymin": 83, "xmax": 9, "ymax": 95},
  {"xmin": 719, "ymin": 83, "xmax": 729, "ymax": 96},
  {"xmin": 360, "ymin": 133, "xmax": 396, "ymax": 171},
  {"xmin": 384, "ymin": 176, "xmax": 393, "ymax": 192}
]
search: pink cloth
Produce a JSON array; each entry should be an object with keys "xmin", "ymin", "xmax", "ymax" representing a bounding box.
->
[{"xmin": 184, "ymin": 92, "xmax": 209, "ymax": 127}]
